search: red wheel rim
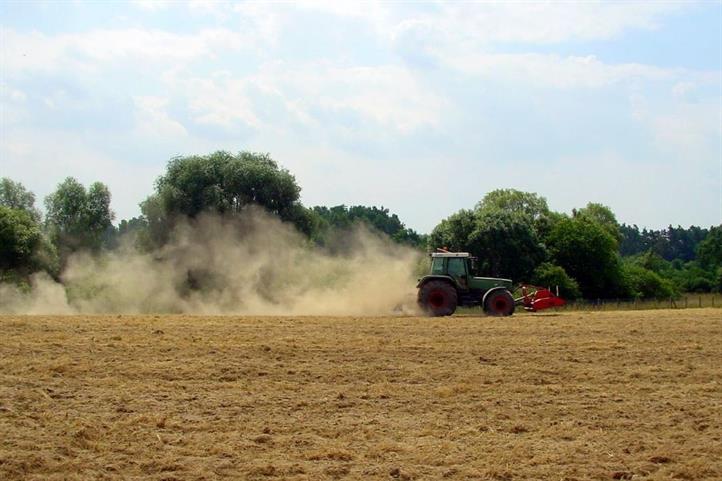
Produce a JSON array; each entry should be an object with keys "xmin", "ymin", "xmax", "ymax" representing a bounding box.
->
[
  {"xmin": 493, "ymin": 298, "xmax": 509, "ymax": 312},
  {"xmin": 429, "ymin": 290, "xmax": 445, "ymax": 308}
]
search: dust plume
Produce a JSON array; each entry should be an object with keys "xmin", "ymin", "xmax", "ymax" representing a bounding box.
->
[{"xmin": 0, "ymin": 207, "xmax": 423, "ymax": 315}]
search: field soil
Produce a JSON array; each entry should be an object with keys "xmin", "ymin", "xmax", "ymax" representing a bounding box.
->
[{"xmin": 1, "ymin": 309, "xmax": 720, "ymax": 480}]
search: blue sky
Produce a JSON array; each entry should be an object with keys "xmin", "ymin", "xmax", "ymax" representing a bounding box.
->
[{"xmin": 1, "ymin": 1, "xmax": 720, "ymax": 233}]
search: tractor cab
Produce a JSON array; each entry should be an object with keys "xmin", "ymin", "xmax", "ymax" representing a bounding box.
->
[{"xmin": 427, "ymin": 252, "xmax": 513, "ymax": 292}]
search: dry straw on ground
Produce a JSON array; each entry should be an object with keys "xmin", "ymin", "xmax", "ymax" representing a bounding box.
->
[{"xmin": 1, "ymin": 309, "xmax": 720, "ymax": 480}]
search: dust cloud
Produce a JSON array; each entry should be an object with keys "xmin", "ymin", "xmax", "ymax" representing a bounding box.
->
[{"xmin": 0, "ymin": 207, "xmax": 424, "ymax": 315}]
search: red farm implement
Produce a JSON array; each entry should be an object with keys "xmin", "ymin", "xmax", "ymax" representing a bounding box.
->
[{"xmin": 516, "ymin": 285, "xmax": 567, "ymax": 312}]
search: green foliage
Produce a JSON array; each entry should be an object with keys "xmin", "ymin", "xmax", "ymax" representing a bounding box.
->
[
  {"xmin": 138, "ymin": 194, "xmax": 171, "ymax": 250},
  {"xmin": 576, "ymin": 203, "xmax": 621, "ymax": 244},
  {"xmin": 469, "ymin": 210, "xmax": 546, "ymax": 281},
  {"xmin": 476, "ymin": 189, "xmax": 550, "ymax": 220},
  {"xmin": 697, "ymin": 225, "xmax": 722, "ymax": 268},
  {"xmin": 429, "ymin": 207, "xmax": 544, "ymax": 281},
  {"xmin": 103, "ymin": 216, "xmax": 150, "ymax": 250},
  {"xmin": 670, "ymin": 262, "xmax": 716, "ymax": 293},
  {"xmin": 313, "ymin": 205, "xmax": 425, "ymax": 248},
  {"xmin": 0, "ymin": 206, "xmax": 42, "ymax": 271},
  {"xmin": 620, "ymin": 223, "xmax": 710, "ymax": 261},
  {"xmin": 531, "ymin": 262, "xmax": 581, "ymax": 299},
  {"xmin": 476, "ymin": 188, "xmax": 555, "ymax": 239},
  {"xmin": 428, "ymin": 209, "xmax": 476, "ymax": 252},
  {"xmin": 686, "ymin": 276, "xmax": 713, "ymax": 293},
  {"xmin": 0, "ymin": 177, "xmax": 41, "ymax": 222},
  {"xmin": 622, "ymin": 263, "xmax": 676, "ymax": 299},
  {"xmin": 142, "ymin": 151, "xmax": 309, "ymax": 246},
  {"xmin": 546, "ymin": 217, "xmax": 626, "ymax": 299},
  {"xmin": 0, "ymin": 205, "xmax": 58, "ymax": 280},
  {"xmin": 45, "ymin": 177, "xmax": 115, "ymax": 260},
  {"xmin": 157, "ymin": 151, "xmax": 300, "ymax": 217},
  {"xmin": 118, "ymin": 217, "xmax": 149, "ymax": 237}
]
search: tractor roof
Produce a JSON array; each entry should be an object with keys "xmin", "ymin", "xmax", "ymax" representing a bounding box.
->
[{"xmin": 430, "ymin": 252, "xmax": 471, "ymax": 258}]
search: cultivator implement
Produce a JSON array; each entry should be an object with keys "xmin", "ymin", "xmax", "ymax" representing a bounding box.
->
[{"xmin": 516, "ymin": 285, "xmax": 566, "ymax": 312}]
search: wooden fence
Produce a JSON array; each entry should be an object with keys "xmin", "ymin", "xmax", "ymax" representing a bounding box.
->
[{"xmin": 559, "ymin": 294, "xmax": 719, "ymax": 311}]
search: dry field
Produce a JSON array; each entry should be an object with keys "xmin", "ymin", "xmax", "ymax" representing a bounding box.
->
[{"xmin": 1, "ymin": 309, "xmax": 720, "ymax": 481}]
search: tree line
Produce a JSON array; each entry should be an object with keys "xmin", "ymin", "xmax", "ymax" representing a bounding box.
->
[
  {"xmin": 2, "ymin": 150, "xmax": 720, "ymax": 300},
  {"xmin": 428, "ymin": 190, "xmax": 721, "ymax": 299}
]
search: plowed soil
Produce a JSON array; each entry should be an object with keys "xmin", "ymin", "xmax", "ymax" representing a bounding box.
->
[{"xmin": 1, "ymin": 309, "xmax": 720, "ymax": 480}]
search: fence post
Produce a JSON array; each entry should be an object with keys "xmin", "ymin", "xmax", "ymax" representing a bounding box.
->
[
  {"xmin": 699, "ymin": 296, "xmax": 702, "ymax": 308},
  {"xmin": 684, "ymin": 297, "xmax": 688, "ymax": 309}
]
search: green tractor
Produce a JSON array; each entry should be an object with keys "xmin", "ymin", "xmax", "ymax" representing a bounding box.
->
[
  {"xmin": 417, "ymin": 250, "xmax": 516, "ymax": 317},
  {"xmin": 416, "ymin": 250, "xmax": 566, "ymax": 317}
]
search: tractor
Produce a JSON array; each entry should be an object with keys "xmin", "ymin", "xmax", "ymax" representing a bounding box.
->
[{"xmin": 416, "ymin": 250, "xmax": 565, "ymax": 316}]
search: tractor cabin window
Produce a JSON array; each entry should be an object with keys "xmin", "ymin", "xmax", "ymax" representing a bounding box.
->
[
  {"xmin": 431, "ymin": 257, "xmax": 445, "ymax": 274},
  {"xmin": 447, "ymin": 258, "xmax": 466, "ymax": 278}
]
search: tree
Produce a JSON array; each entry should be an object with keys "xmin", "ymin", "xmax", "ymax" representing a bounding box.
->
[
  {"xmin": 102, "ymin": 216, "xmax": 150, "ymax": 250},
  {"xmin": 476, "ymin": 189, "xmax": 550, "ymax": 220},
  {"xmin": 619, "ymin": 223, "xmax": 710, "ymax": 261},
  {"xmin": 546, "ymin": 217, "xmax": 626, "ymax": 298},
  {"xmin": 0, "ymin": 178, "xmax": 41, "ymax": 221},
  {"xmin": 619, "ymin": 224, "xmax": 644, "ymax": 256},
  {"xmin": 476, "ymin": 188, "xmax": 556, "ymax": 239},
  {"xmin": 468, "ymin": 210, "xmax": 545, "ymax": 281},
  {"xmin": 45, "ymin": 177, "xmax": 115, "ymax": 259},
  {"xmin": 0, "ymin": 206, "xmax": 42, "ymax": 272},
  {"xmin": 142, "ymin": 151, "xmax": 312, "ymax": 246},
  {"xmin": 622, "ymin": 263, "xmax": 676, "ymax": 299},
  {"xmin": 697, "ymin": 225, "xmax": 722, "ymax": 269},
  {"xmin": 313, "ymin": 205, "xmax": 425, "ymax": 248},
  {"xmin": 429, "ymin": 207, "xmax": 545, "ymax": 281},
  {"xmin": 576, "ymin": 202, "xmax": 621, "ymax": 245},
  {"xmin": 428, "ymin": 209, "xmax": 477, "ymax": 252}
]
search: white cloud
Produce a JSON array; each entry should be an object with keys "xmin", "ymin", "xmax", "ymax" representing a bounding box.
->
[
  {"xmin": 634, "ymin": 93, "xmax": 721, "ymax": 158},
  {"xmin": 432, "ymin": 2, "xmax": 686, "ymax": 44},
  {"xmin": 529, "ymin": 152, "xmax": 721, "ymax": 229},
  {"xmin": 131, "ymin": 0, "xmax": 173, "ymax": 11},
  {"xmin": 318, "ymin": 65, "xmax": 445, "ymax": 132},
  {"xmin": 165, "ymin": 62, "xmax": 446, "ymax": 134},
  {"xmin": 0, "ymin": 83, "xmax": 28, "ymax": 125},
  {"xmin": 0, "ymin": 128, "xmax": 164, "ymax": 221},
  {"xmin": 164, "ymin": 71, "xmax": 260, "ymax": 129},
  {"xmin": 263, "ymin": 62, "xmax": 445, "ymax": 132},
  {"xmin": 0, "ymin": 27, "xmax": 249, "ymax": 74},
  {"xmin": 133, "ymin": 96, "xmax": 188, "ymax": 138},
  {"xmin": 1, "ymin": 1, "xmax": 718, "ymax": 231},
  {"xmin": 443, "ymin": 52, "xmax": 672, "ymax": 88}
]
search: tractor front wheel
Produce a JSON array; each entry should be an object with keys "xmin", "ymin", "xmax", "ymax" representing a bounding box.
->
[
  {"xmin": 483, "ymin": 289, "xmax": 515, "ymax": 317},
  {"xmin": 418, "ymin": 280, "xmax": 458, "ymax": 317}
]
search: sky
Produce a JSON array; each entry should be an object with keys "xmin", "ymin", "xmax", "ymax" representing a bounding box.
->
[{"xmin": 1, "ymin": 1, "xmax": 721, "ymax": 234}]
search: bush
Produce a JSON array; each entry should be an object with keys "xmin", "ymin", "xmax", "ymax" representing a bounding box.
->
[
  {"xmin": 546, "ymin": 217, "xmax": 627, "ymax": 298},
  {"xmin": 623, "ymin": 264, "xmax": 676, "ymax": 299},
  {"xmin": 531, "ymin": 263, "xmax": 581, "ymax": 300},
  {"xmin": 687, "ymin": 277, "xmax": 713, "ymax": 293}
]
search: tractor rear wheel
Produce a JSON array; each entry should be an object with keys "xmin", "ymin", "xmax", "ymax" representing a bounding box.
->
[
  {"xmin": 483, "ymin": 289, "xmax": 515, "ymax": 317},
  {"xmin": 418, "ymin": 280, "xmax": 457, "ymax": 317}
]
